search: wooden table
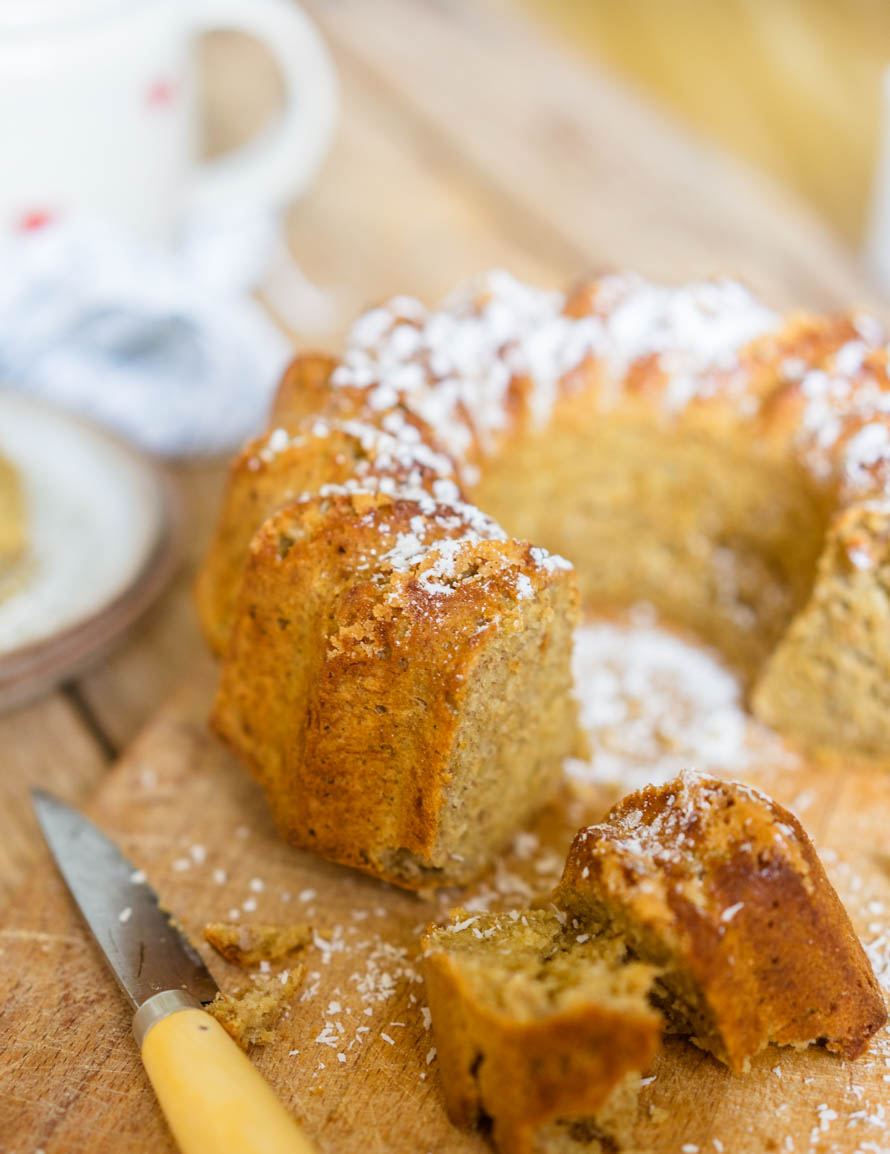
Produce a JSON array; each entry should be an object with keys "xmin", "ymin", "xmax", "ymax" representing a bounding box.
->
[{"xmin": 1, "ymin": 1, "xmax": 887, "ymax": 1151}]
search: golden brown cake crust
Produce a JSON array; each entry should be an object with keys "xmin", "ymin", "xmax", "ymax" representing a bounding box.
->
[
  {"xmin": 555, "ymin": 772, "xmax": 887, "ymax": 1071},
  {"xmin": 267, "ymin": 352, "xmax": 341, "ymax": 429},
  {"xmin": 212, "ymin": 490, "xmax": 580, "ymax": 888},
  {"xmin": 421, "ymin": 911, "xmax": 660, "ymax": 1154}
]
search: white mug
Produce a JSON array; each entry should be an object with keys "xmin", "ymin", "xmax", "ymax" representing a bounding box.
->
[{"xmin": 0, "ymin": 0, "xmax": 337, "ymax": 242}]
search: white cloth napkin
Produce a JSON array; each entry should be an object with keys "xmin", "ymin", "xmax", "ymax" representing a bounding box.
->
[{"xmin": 0, "ymin": 215, "xmax": 309, "ymax": 457}]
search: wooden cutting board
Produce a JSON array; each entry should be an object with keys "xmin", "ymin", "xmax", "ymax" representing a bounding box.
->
[
  {"xmin": 3, "ymin": 0, "xmax": 890, "ymax": 1150},
  {"xmin": 1, "ymin": 645, "xmax": 889, "ymax": 1154}
]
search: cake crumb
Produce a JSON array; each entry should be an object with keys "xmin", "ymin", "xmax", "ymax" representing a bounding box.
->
[
  {"xmin": 204, "ymin": 921, "xmax": 312, "ymax": 967},
  {"xmin": 208, "ymin": 966, "xmax": 305, "ymax": 1047}
]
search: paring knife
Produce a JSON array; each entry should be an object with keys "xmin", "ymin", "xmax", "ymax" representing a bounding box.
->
[{"xmin": 31, "ymin": 788, "xmax": 316, "ymax": 1154}]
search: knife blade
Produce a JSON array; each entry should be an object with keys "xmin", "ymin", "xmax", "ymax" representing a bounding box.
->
[
  {"xmin": 31, "ymin": 788, "xmax": 316, "ymax": 1154},
  {"xmin": 32, "ymin": 787, "xmax": 218, "ymax": 1009}
]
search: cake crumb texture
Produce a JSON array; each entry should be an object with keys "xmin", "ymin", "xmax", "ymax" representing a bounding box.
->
[
  {"xmin": 422, "ymin": 908, "xmax": 660, "ymax": 1154},
  {"xmin": 208, "ymin": 965, "xmax": 306, "ymax": 1048},
  {"xmin": 203, "ymin": 921, "xmax": 312, "ymax": 967}
]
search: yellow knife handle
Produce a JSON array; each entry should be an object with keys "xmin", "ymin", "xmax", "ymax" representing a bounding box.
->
[{"xmin": 136, "ymin": 991, "xmax": 317, "ymax": 1154}]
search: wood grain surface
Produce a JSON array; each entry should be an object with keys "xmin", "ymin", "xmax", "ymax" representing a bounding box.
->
[
  {"xmin": 2, "ymin": 0, "xmax": 890, "ymax": 1150},
  {"xmin": 1, "ymin": 660, "xmax": 888, "ymax": 1154},
  {"xmin": 521, "ymin": 0, "xmax": 890, "ymax": 244}
]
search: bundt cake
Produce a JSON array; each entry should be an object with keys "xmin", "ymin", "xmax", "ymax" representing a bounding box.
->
[
  {"xmin": 421, "ymin": 909, "xmax": 661, "ymax": 1154},
  {"xmin": 0, "ymin": 448, "xmax": 24, "ymax": 578},
  {"xmin": 554, "ymin": 771, "xmax": 888, "ymax": 1071},
  {"xmin": 201, "ymin": 269, "xmax": 890, "ymax": 887}
]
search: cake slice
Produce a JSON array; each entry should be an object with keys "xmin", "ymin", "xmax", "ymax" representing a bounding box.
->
[
  {"xmin": 421, "ymin": 909, "xmax": 661, "ymax": 1154},
  {"xmin": 554, "ymin": 771, "xmax": 887, "ymax": 1071},
  {"xmin": 752, "ymin": 500, "xmax": 890, "ymax": 753},
  {"xmin": 212, "ymin": 489, "xmax": 580, "ymax": 889}
]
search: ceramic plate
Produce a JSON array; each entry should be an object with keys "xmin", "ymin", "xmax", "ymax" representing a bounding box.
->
[{"xmin": 0, "ymin": 392, "xmax": 178, "ymax": 709}]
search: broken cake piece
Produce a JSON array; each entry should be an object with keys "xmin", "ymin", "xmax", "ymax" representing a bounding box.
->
[
  {"xmin": 554, "ymin": 771, "xmax": 887, "ymax": 1071},
  {"xmin": 423, "ymin": 772, "xmax": 887, "ymax": 1153},
  {"xmin": 203, "ymin": 919, "xmax": 312, "ymax": 1047},
  {"xmin": 421, "ymin": 909, "xmax": 661, "ymax": 1154},
  {"xmin": 208, "ymin": 966, "xmax": 305, "ymax": 1047},
  {"xmin": 204, "ymin": 921, "xmax": 312, "ymax": 967}
]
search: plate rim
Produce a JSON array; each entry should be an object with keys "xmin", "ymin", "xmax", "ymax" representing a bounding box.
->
[{"xmin": 0, "ymin": 391, "xmax": 182, "ymax": 707}]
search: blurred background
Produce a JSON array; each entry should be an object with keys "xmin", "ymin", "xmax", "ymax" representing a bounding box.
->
[{"xmin": 525, "ymin": 0, "xmax": 889, "ymax": 246}]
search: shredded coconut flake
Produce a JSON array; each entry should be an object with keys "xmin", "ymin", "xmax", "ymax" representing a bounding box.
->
[{"xmin": 565, "ymin": 612, "xmax": 794, "ymax": 791}]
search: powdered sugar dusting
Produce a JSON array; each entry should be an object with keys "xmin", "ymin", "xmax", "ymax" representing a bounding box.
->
[
  {"xmin": 590, "ymin": 273, "xmax": 778, "ymax": 409},
  {"xmin": 792, "ymin": 335, "xmax": 890, "ymax": 494},
  {"xmin": 370, "ymin": 498, "xmax": 571, "ymax": 602},
  {"xmin": 864, "ymin": 931, "xmax": 890, "ymax": 993},
  {"xmin": 568, "ymin": 768, "xmax": 784, "ymax": 873},
  {"xmin": 529, "ymin": 545, "xmax": 573, "ymax": 572},
  {"xmin": 248, "ymin": 413, "xmax": 458, "ymax": 493},
  {"xmin": 331, "ymin": 270, "xmax": 603, "ymax": 460},
  {"xmin": 565, "ymin": 608, "xmax": 795, "ymax": 792},
  {"xmin": 844, "ymin": 422, "xmax": 890, "ymax": 489},
  {"xmin": 330, "ymin": 270, "xmax": 778, "ymax": 468},
  {"xmin": 379, "ymin": 501, "xmax": 507, "ymax": 579},
  {"xmin": 328, "ymin": 271, "xmax": 890, "ymax": 512}
]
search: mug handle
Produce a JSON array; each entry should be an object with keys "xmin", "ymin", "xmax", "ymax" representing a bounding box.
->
[{"xmin": 187, "ymin": 0, "xmax": 337, "ymax": 217}]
